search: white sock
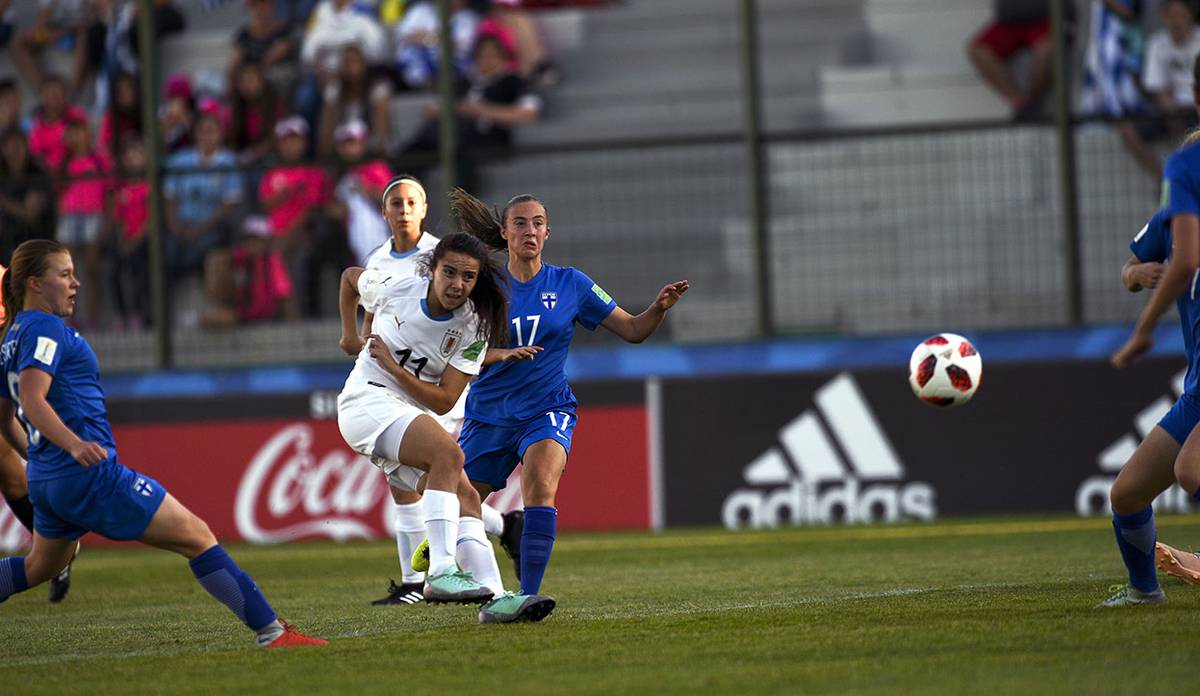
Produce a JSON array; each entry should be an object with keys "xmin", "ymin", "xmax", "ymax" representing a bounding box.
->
[
  {"xmin": 456, "ymin": 516, "xmax": 504, "ymax": 597},
  {"xmin": 254, "ymin": 619, "xmax": 285, "ymax": 647},
  {"xmin": 394, "ymin": 502, "xmax": 426, "ymax": 584},
  {"xmin": 422, "ymin": 489, "xmax": 460, "ymax": 576},
  {"xmin": 481, "ymin": 503, "xmax": 504, "ymax": 537}
]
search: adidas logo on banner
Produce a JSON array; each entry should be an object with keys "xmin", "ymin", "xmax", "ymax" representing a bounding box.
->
[
  {"xmin": 722, "ymin": 373, "xmax": 936, "ymax": 529},
  {"xmin": 1076, "ymin": 369, "xmax": 1196, "ymax": 516}
]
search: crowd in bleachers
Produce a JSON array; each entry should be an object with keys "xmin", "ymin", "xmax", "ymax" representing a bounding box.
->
[{"xmin": 0, "ymin": 0, "xmax": 593, "ymax": 331}]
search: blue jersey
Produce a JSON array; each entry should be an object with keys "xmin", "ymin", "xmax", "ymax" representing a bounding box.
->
[
  {"xmin": 465, "ymin": 264, "xmax": 616, "ymax": 425},
  {"xmin": 0, "ymin": 311, "xmax": 115, "ymax": 480}
]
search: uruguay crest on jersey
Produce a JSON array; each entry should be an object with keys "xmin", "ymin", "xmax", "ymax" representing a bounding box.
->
[{"xmin": 440, "ymin": 328, "xmax": 463, "ymax": 356}]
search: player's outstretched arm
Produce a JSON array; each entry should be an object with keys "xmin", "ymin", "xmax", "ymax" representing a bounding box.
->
[
  {"xmin": 365, "ymin": 335, "xmax": 473, "ymax": 415},
  {"xmin": 601, "ymin": 280, "xmax": 689, "ymax": 344},
  {"xmin": 1122, "ymin": 256, "xmax": 1165, "ymax": 293},
  {"xmin": 17, "ymin": 368, "xmax": 106, "ymax": 466},
  {"xmin": 1113, "ymin": 215, "xmax": 1200, "ymax": 368},
  {"xmin": 339, "ymin": 267, "xmax": 366, "ymax": 355},
  {"xmin": 0, "ymin": 401, "xmax": 28, "ymax": 460}
]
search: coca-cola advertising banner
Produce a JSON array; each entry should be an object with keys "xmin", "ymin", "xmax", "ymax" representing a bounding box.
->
[
  {"xmin": 659, "ymin": 359, "xmax": 1196, "ymax": 528},
  {"xmin": 0, "ymin": 384, "xmax": 649, "ymax": 550}
]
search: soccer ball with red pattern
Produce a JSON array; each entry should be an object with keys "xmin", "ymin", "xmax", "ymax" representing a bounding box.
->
[{"xmin": 908, "ymin": 333, "xmax": 982, "ymax": 408}]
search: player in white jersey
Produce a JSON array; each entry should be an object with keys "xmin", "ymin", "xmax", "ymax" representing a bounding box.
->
[
  {"xmin": 338, "ymin": 175, "xmax": 529, "ymax": 605},
  {"xmin": 337, "ymin": 231, "xmax": 512, "ymax": 603}
]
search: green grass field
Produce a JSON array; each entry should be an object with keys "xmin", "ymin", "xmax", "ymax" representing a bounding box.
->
[{"xmin": 3, "ymin": 515, "xmax": 1200, "ymax": 694}]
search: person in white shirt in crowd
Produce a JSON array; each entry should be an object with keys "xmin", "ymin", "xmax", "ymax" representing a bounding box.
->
[{"xmin": 1144, "ymin": 0, "xmax": 1200, "ymax": 136}]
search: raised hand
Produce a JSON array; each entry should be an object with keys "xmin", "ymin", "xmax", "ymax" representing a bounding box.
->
[{"xmin": 654, "ymin": 280, "xmax": 690, "ymax": 312}]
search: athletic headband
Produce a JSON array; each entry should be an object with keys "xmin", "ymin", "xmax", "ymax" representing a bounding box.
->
[{"xmin": 381, "ymin": 178, "xmax": 426, "ymax": 206}]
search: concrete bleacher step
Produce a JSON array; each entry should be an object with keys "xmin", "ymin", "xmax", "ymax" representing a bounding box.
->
[
  {"xmin": 819, "ymin": 63, "xmax": 1010, "ymax": 126},
  {"xmin": 863, "ymin": 0, "xmax": 990, "ymax": 63}
]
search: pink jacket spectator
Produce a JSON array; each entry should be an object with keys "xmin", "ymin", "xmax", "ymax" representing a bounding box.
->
[
  {"xmin": 29, "ymin": 105, "xmax": 87, "ymax": 171},
  {"xmin": 259, "ymin": 165, "xmax": 330, "ymax": 236},
  {"xmin": 112, "ymin": 180, "xmax": 150, "ymax": 242},
  {"xmin": 59, "ymin": 152, "xmax": 109, "ymax": 216}
]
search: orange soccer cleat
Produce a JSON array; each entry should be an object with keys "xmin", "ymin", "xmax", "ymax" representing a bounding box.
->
[
  {"xmin": 264, "ymin": 619, "xmax": 328, "ymax": 647},
  {"xmin": 1155, "ymin": 542, "xmax": 1200, "ymax": 585}
]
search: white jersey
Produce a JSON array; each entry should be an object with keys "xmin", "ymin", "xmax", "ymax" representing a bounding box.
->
[
  {"xmin": 360, "ymin": 231, "xmax": 471, "ymax": 430},
  {"xmin": 362, "ymin": 232, "xmax": 440, "ymax": 300},
  {"xmin": 344, "ymin": 269, "xmax": 487, "ymax": 416}
]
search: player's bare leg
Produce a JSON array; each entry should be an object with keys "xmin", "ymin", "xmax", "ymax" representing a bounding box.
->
[
  {"xmin": 140, "ymin": 493, "xmax": 325, "ymax": 646},
  {"xmin": 1099, "ymin": 427, "xmax": 1177, "ymax": 607}
]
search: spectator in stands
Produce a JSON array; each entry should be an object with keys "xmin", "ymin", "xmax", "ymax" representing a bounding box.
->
[
  {"xmin": 295, "ymin": 0, "xmax": 387, "ymax": 137},
  {"xmin": 160, "ymin": 74, "xmax": 196, "ymax": 154},
  {"xmin": 403, "ymin": 34, "xmax": 542, "ymax": 192},
  {"xmin": 0, "ymin": 78, "xmax": 30, "ymax": 136},
  {"xmin": 1144, "ymin": 0, "xmax": 1200, "ymax": 137},
  {"xmin": 0, "ymin": 128, "xmax": 55, "ymax": 267},
  {"xmin": 106, "ymin": 137, "xmax": 148, "ymax": 331},
  {"xmin": 28, "ymin": 75, "xmax": 88, "ymax": 171},
  {"xmin": 229, "ymin": 0, "xmax": 298, "ymax": 96},
  {"xmin": 967, "ymin": 0, "xmax": 1072, "ymax": 121},
  {"xmin": 229, "ymin": 61, "xmax": 285, "ymax": 167},
  {"xmin": 487, "ymin": 0, "xmax": 559, "ymax": 86},
  {"xmin": 391, "ymin": 0, "xmax": 482, "ymax": 90},
  {"xmin": 10, "ymin": 0, "xmax": 96, "ymax": 97},
  {"xmin": 0, "ymin": 0, "xmax": 14, "ymax": 52},
  {"xmin": 99, "ymin": 71, "xmax": 142, "ymax": 165},
  {"xmin": 1081, "ymin": 0, "xmax": 1159, "ymax": 179},
  {"xmin": 328, "ymin": 119, "xmax": 392, "ymax": 265},
  {"xmin": 56, "ymin": 117, "xmax": 107, "ymax": 326},
  {"xmin": 202, "ymin": 215, "xmax": 293, "ymax": 328},
  {"xmin": 259, "ymin": 116, "xmax": 329, "ymax": 319},
  {"xmin": 163, "ymin": 111, "xmax": 242, "ymax": 281},
  {"xmin": 317, "ymin": 45, "xmax": 393, "ymax": 157},
  {"xmin": 274, "ymin": 0, "xmax": 321, "ymax": 28}
]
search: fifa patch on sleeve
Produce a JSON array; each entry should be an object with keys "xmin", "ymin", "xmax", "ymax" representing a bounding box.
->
[
  {"xmin": 34, "ymin": 336, "xmax": 58, "ymax": 366},
  {"xmin": 462, "ymin": 340, "xmax": 486, "ymax": 362},
  {"xmin": 1162, "ymin": 180, "xmax": 1171, "ymax": 209},
  {"xmin": 591, "ymin": 283, "xmax": 613, "ymax": 304}
]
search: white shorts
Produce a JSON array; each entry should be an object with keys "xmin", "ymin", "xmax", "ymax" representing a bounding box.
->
[{"xmin": 337, "ymin": 384, "xmax": 428, "ymax": 492}]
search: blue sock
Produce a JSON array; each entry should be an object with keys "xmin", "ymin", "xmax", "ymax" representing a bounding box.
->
[
  {"xmin": 189, "ymin": 545, "xmax": 277, "ymax": 631},
  {"xmin": 520, "ymin": 506, "xmax": 557, "ymax": 596},
  {"xmin": 1113, "ymin": 507, "xmax": 1159, "ymax": 593},
  {"xmin": 0, "ymin": 557, "xmax": 28, "ymax": 603}
]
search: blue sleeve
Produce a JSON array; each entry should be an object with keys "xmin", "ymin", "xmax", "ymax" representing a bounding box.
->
[
  {"xmin": 1130, "ymin": 210, "xmax": 1169, "ymax": 262},
  {"xmin": 16, "ymin": 315, "xmax": 67, "ymax": 377},
  {"xmin": 1163, "ymin": 151, "xmax": 1200, "ymax": 218},
  {"xmin": 220, "ymin": 153, "xmax": 243, "ymax": 202},
  {"xmin": 572, "ymin": 268, "xmax": 617, "ymax": 331}
]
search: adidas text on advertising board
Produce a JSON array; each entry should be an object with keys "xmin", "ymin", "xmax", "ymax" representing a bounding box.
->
[
  {"xmin": 1075, "ymin": 369, "xmax": 1197, "ymax": 517},
  {"xmin": 722, "ymin": 374, "xmax": 937, "ymax": 528}
]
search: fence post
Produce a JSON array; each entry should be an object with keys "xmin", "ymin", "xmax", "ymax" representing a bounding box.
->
[
  {"xmin": 1052, "ymin": 0, "xmax": 1082, "ymax": 324},
  {"xmin": 739, "ymin": 0, "xmax": 773, "ymax": 338},
  {"xmin": 437, "ymin": 0, "xmax": 459, "ymax": 195},
  {"xmin": 136, "ymin": 0, "xmax": 172, "ymax": 368}
]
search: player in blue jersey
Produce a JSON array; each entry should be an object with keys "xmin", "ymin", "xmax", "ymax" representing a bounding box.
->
[
  {"xmin": 1104, "ymin": 129, "xmax": 1200, "ymax": 605},
  {"xmin": 0, "ymin": 240, "xmax": 325, "ymax": 646},
  {"xmin": 450, "ymin": 189, "xmax": 688, "ymax": 623}
]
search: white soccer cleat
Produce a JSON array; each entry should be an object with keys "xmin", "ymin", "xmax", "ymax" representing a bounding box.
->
[{"xmin": 1096, "ymin": 584, "xmax": 1165, "ymax": 608}]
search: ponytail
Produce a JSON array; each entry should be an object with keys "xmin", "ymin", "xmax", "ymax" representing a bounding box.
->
[
  {"xmin": 449, "ymin": 188, "xmax": 506, "ymax": 251},
  {"xmin": 0, "ymin": 267, "xmax": 15, "ymax": 339}
]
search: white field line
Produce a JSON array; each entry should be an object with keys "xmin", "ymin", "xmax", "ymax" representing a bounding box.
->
[{"xmin": 0, "ymin": 580, "xmax": 1084, "ymax": 668}]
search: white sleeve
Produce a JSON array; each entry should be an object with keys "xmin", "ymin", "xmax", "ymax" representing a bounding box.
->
[
  {"xmin": 1143, "ymin": 35, "xmax": 1168, "ymax": 93},
  {"xmin": 449, "ymin": 323, "xmax": 487, "ymax": 376}
]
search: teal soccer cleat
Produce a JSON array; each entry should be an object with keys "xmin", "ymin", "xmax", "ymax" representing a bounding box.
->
[
  {"xmin": 479, "ymin": 591, "xmax": 556, "ymax": 624},
  {"xmin": 423, "ymin": 567, "xmax": 493, "ymax": 604}
]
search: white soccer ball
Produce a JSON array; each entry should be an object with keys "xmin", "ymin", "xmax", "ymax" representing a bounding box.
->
[{"xmin": 908, "ymin": 333, "xmax": 982, "ymax": 408}]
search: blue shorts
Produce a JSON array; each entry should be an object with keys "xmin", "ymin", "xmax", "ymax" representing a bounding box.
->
[
  {"xmin": 461, "ymin": 409, "xmax": 577, "ymax": 490},
  {"xmin": 28, "ymin": 458, "xmax": 167, "ymax": 541},
  {"xmin": 1158, "ymin": 392, "xmax": 1200, "ymax": 445}
]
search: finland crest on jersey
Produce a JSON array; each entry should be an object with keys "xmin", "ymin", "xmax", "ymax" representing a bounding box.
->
[
  {"xmin": 347, "ymin": 269, "xmax": 488, "ymax": 411},
  {"xmin": 541, "ymin": 291, "xmax": 558, "ymax": 310}
]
